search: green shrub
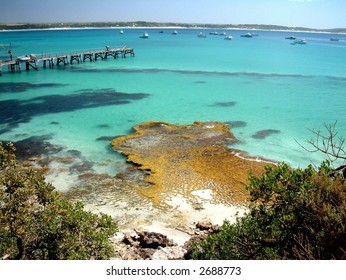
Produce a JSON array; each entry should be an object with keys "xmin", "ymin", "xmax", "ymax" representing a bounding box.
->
[
  {"xmin": 190, "ymin": 162, "xmax": 346, "ymax": 260},
  {"xmin": 0, "ymin": 142, "xmax": 118, "ymax": 260}
]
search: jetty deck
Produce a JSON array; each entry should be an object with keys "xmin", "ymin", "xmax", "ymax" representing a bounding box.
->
[{"xmin": 0, "ymin": 46, "xmax": 134, "ymax": 76}]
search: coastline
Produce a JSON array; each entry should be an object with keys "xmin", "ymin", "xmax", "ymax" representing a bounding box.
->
[
  {"xmin": 37, "ymin": 120, "xmax": 273, "ymax": 247},
  {"xmin": 1, "ymin": 16, "xmax": 345, "ymax": 261},
  {"xmin": 2, "ymin": 27, "xmax": 346, "ymax": 36},
  {"xmin": 1, "ymin": 22, "xmax": 346, "ymax": 34}
]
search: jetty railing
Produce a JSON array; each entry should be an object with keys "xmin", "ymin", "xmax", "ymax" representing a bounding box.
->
[{"xmin": 0, "ymin": 46, "xmax": 135, "ymax": 76}]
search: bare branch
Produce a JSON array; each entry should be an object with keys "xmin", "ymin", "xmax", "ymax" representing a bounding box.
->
[{"xmin": 296, "ymin": 121, "xmax": 346, "ymax": 164}]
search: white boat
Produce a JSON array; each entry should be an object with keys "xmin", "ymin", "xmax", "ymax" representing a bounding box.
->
[
  {"xmin": 219, "ymin": 32, "xmax": 227, "ymax": 36},
  {"xmin": 241, "ymin": 33, "xmax": 253, "ymax": 38},
  {"xmin": 224, "ymin": 35, "xmax": 233, "ymax": 40},
  {"xmin": 140, "ymin": 32, "xmax": 149, "ymax": 39},
  {"xmin": 291, "ymin": 39, "xmax": 307, "ymax": 45},
  {"xmin": 197, "ymin": 32, "xmax": 207, "ymax": 38},
  {"xmin": 172, "ymin": 30, "xmax": 178, "ymax": 35},
  {"xmin": 120, "ymin": 30, "xmax": 124, "ymax": 34},
  {"xmin": 209, "ymin": 31, "xmax": 218, "ymax": 35}
]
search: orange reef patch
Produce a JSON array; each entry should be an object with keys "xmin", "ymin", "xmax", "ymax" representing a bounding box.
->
[{"xmin": 112, "ymin": 121, "xmax": 269, "ymax": 208}]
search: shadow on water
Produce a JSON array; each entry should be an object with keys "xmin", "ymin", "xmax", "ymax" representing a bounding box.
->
[
  {"xmin": 71, "ymin": 67, "xmax": 346, "ymax": 82},
  {"xmin": 252, "ymin": 129, "xmax": 281, "ymax": 139},
  {"xmin": 225, "ymin": 121, "xmax": 247, "ymax": 128},
  {"xmin": 1, "ymin": 135, "xmax": 62, "ymax": 160},
  {"xmin": 1, "ymin": 135, "xmax": 100, "ymax": 174},
  {"xmin": 96, "ymin": 135, "xmax": 118, "ymax": 142},
  {"xmin": 0, "ymin": 87, "xmax": 150, "ymax": 134},
  {"xmin": 0, "ymin": 82, "xmax": 65, "ymax": 93},
  {"xmin": 210, "ymin": 101, "xmax": 237, "ymax": 107}
]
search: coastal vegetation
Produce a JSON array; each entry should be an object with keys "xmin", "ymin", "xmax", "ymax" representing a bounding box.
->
[
  {"xmin": 1, "ymin": 123, "xmax": 345, "ymax": 260},
  {"xmin": 190, "ymin": 161, "xmax": 346, "ymax": 259},
  {"xmin": 0, "ymin": 142, "xmax": 117, "ymax": 260},
  {"xmin": 190, "ymin": 124, "xmax": 346, "ymax": 260},
  {"xmin": 1, "ymin": 21, "xmax": 346, "ymax": 33}
]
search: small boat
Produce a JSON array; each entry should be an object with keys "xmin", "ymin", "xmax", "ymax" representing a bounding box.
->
[
  {"xmin": 159, "ymin": 30, "xmax": 164, "ymax": 33},
  {"xmin": 224, "ymin": 35, "xmax": 233, "ymax": 40},
  {"xmin": 172, "ymin": 30, "xmax": 178, "ymax": 35},
  {"xmin": 285, "ymin": 35, "xmax": 296, "ymax": 40},
  {"xmin": 197, "ymin": 32, "xmax": 207, "ymax": 38},
  {"xmin": 140, "ymin": 32, "xmax": 149, "ymax": 39},
  {"xmin": 120, "ymin": 30, "xmax": 124, "ymax": 34},
  {"xmin": 241, "ymin": 33, "xmax": 253, "ymax": 38},
  {"xmin": 330, "ymin": 38, "xmax": 339, "ymax": 41},
  {"xmin": 291, "ymin": 39, "xmax": 307, "ymax": 45},
  {"xmin": 219, "ymin": 32, "xmax": 227, "ymax": 36},
  {"xmin": 209, "ymin": 31, "xmax": 218, "ymax": 35}
]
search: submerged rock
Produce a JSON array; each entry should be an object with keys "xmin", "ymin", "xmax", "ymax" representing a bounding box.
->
[
  {"xmin": 4, "ymin": 135, "xmax": 62, "ymax": 160},
  {"xmin": 252, "ymin": 129, "xmax": 281, "ymax": 139},
  {"xmin": 112, "ymin": 121, "xmax": 269, "ymax": 208}
]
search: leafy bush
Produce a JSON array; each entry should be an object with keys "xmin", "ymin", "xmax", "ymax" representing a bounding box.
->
[
  {"xmin": 190, "ymin": 162, "xmax": 346, "ymax": 260},
  {"xmin": 0, "ymin": 142, "xmax": 117, "ymax": 260}
]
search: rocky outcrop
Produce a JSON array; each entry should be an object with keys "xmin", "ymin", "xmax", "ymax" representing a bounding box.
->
[
  {"xmin": 113, "ymin": 231, "xmax": 185, "ymax": 260},
  {"xmin": 112, "ymin": 121, "xmax": 269, "ymax": 208},
  {"xmin": 112, "ymin": 222, "xmax": 222, "ymax": 260}
]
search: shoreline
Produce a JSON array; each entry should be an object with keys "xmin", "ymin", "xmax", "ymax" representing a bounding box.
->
[
  {"xmin": 1, "ymin": 25, "xmax": 346, "ymax": 35},
  {"xmin": 231, "ymin": 149, "xmax": 279, "ymax": 166},
  {"xmin": 2, "ymin": 28, "xmax": 345, "ymax": 36},
  {"xmin": 38, "ymin": 120, "xmax": 273, "ymax": 247}
]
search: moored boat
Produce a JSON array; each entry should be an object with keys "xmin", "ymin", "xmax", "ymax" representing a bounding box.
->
[
  {"xmin": 224, "ymin": 35, "xmax": 233, "ymax": 40},
  {"xmin": 241, "ymin": 33, "xmax": 253, "ymax": 38},
  {"xmin": 140, "ymin": 32, "xmax": 149, "ymax": 39},
  {"xmin": 291, "ymin": 39, "xmax": 307, "ymax": 45},
  {"xmin": 285, "ymin": 35, "xmax": 296, "ymax": 40},
  {"xmin": 197, "ymin": 32, "xmax": 207, "ymax": 38}
]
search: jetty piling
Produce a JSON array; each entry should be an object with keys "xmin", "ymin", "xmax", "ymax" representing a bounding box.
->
[
  {"xmin": 0, "ymin": 46, "xmax": 135, "ymax": 76},
  {"xmin": 83, "ymin": 52, "xmax": 94, "ymax": 62}
]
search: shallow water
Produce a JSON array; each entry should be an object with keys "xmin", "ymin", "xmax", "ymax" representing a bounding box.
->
[{"xmin": 1, "ymin": 28, "xmax": 346, "ymax": 192}]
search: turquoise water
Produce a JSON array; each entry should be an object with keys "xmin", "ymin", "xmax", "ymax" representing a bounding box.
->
[{"xmin": 1, "ymin": 28, "xmax": 346, "ymax": 189}]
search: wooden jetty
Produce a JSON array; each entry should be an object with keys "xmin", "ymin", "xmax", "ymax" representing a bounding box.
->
[{"xmin": 0, "ymin": 46, "xmax": 135, "ymax": 76}]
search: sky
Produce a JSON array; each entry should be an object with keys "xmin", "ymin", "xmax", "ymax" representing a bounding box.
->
[{"xmin": 1, "ymin": 0, "xmax": 345, "ymax": 29}]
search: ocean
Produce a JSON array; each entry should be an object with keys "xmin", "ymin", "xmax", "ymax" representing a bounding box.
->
[{"xmin": 1, "ymin": 28, "xmax": 346, "ymax": 192}]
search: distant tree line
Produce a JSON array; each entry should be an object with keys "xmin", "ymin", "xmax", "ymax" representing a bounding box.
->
[{"xmin": 1, "ymin": 21, "xmax": 345, "ymax": 33}]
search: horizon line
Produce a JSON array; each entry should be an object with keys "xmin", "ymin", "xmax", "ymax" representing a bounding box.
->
[{"xmin": 1, "ymin": 21, "xmax": 345, "ymax": 31}]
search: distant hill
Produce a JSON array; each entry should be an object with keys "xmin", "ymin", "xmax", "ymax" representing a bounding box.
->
[{"xmin": 1, "ymin": 21, "xmax": 345, "ymax": 33}]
